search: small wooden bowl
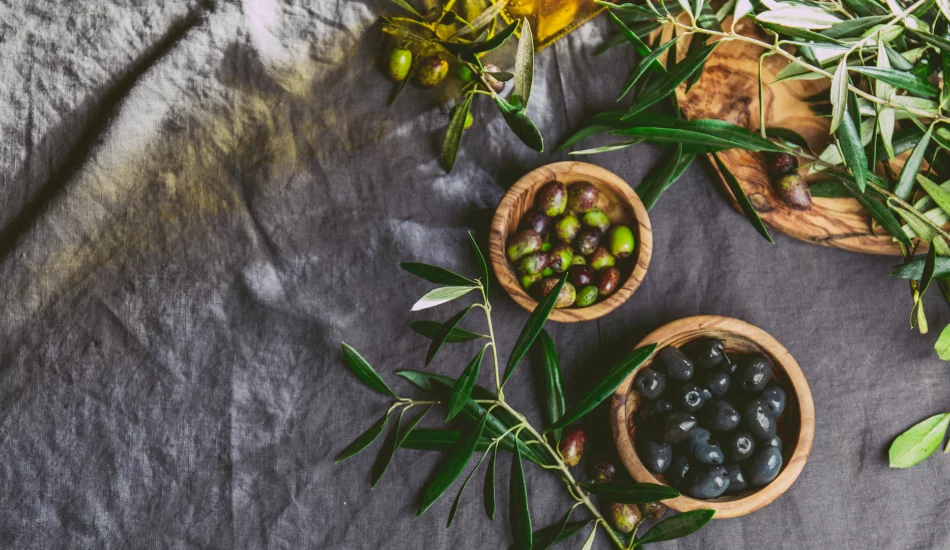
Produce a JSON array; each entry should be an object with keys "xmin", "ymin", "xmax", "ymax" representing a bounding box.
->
[
  {"xmin": 488, "ymin": 162, "xmax": 652, "ymax": 323},
  {"xmin": 610, "ymin": 316, "xmax": 815, "ymax": 519}
]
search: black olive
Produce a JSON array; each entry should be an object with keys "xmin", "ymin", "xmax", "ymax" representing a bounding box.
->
[
  {"xmin": 685, "ymin": 465, "xmax": 730, "ymax": 500},
  {"xmin": 686, "ymin": 427, "xmax": 725, "ymax": 465},
  {"xmin": 656, "ymin": 347, "xmax": 695, "ymax": 382},
  {"xmin": 665, "ymin": 454, "xmax": 691, "ymax": 489},
  {"xmin": 737, "ymin": 354, "xmax": 773, "ymax": 392},
  {"xmin": 683, "ymin": 338, "xmax": 726, "ymax": 369},
  {"xmin": 722, "ymin": 432, "xmax": 756, "ymax": 462},
  {"xmin": 724, "ymin": 463, "xmax": 748, "ymax": 494},
  {"xmin": 761, "ymin": 383, "xmax": 787, "ymax": 417},
  {"xmin": 656, "ymin": 412, "xmax": 697, "ymax": 444},
  {"xmin": 747, "ymin": 447, "xmax": 783, "ymax": 486},
  {"xmin": 633, "ymin": 368, "xmax": 666, "ymax": 400},
  {"xmin": 762, "ymin": 436, "xmax": 783, "ymax": 452},
  {"xmin": 702, "ymin": 369, "xmax": 730, "ymax": 398},
  {"xmin": 676, "ymin": 384, "xmax": 706, "ymax": 413},
  {"xmin": 742, "ymin": 399, "xmax": 777, "ymax": 440},
  {"xmin": 700, "ymin": 400, "xmax": 741, "ymax": 433},
  {"xmin": 637, "ymin": 438, "xmax": 673, "ymax": 474}
]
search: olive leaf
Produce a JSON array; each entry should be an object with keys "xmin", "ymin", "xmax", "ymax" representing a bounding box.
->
[
  {"xmin": 395, "ymin": 405, "xmax": 432, "ymax": 449},
  {"xmin": 446, "ymin": 451, "xmax": 488, "ymax": 528},
  {"xmin": 495, "ymin": 98, "xmax": 544, "ymax": 151},
  {"xmin": 837, "ymin": 100, "xmax": 868, "ymax": 192},
  {"xmin": 888, "ymin": 412, "xmax": 950, "ymax": 468},
  {"xmin": 823, "ymin": 15, "xmax": 890, "ymax": 38},
  {"xmin": 509, "ymin": 438, "xmax": 533, "ymax": 549},
  {"xmin": 908, "ymin": 28, "xmax": 950, "ymax": 55},
  {"xmin": 890, "ymin": 256, "xmax": 950, "ymax": 280},
  {"xmin": 536, "ymin": 330, "xmax": 567, "ymax": 444},
  {"xmin": 484, "ymin": 447, "xmax": 498, "ymax": 520},
  {"xmin": 734, "ymin": 0, "xmax": 754, "ymax": 22},
  {"xmin": 442, "ymin": 93, "xmax": 474, "ymax": 172},
  {"xmin": 756, "ymin": 5, "xmax": 840, "ymax": 29},
  {"xmin": 439, "ymin": 20, "xmax": 518, "ymax": 55},
  {"xmin": 469, "ymin": 232, "xmax": 490, "ymax": 293},
  {"xmin": 935, "ymin": 324, "xmax": 950, "ymax": 361},
  {"xmin": 571, "ymin": 141, "xmax": 642, "ymax": 155},
  {"xmin": 341, "ymin": 343, "xmax": 399, "ymax": 398},
  {"xmin": 410, "ymin": 320, "xmax": 485, "ymax": 343},
  {"xmin": 371, "ymin": 410, "xmax": 403, "ymax": 487},
  {"xmin": 505, "ymin": 521, "xmax": 593, "ymax": 550},
  {"xmin": 401, "ymin": 428, "xmax": 493, "ymax": 452},
  {"xmin": 578, "ymin": 481, "xmax": 679, "ymax": 504},
  {"xmin": 336, "ymin": 413, "xmax": 391, "ymax": 463},
  {"xmin": 501, "ymin": 274, "xmax": 567, "ymax": 388},
  {"xmin": 829, "ymin": 56, "xmax": 849, "ymax": 133},
  {"xmin": 602, "ymin": 7, "xmax": 666, "ymax": 74},
  {"xmin": 711, "ymin": 151, "xmax": 774, "ymax": 244},
  {"xmin": 529, "ymin": 506, "xmax": 578, "ymax": 550},
  {"xmin": 916, "ymin": 172, "xmax": 950, "ymax": 217},
  {"xmin": 636, "ymin": 144, "xmax": 693, "ymax": 210},
  {"xmin": 446, "ymin": 0, "xmax": 509, "ymax": 39},
  {"xmin": 400, "ymin": 262, "xmax": 474, "ymax": 286},
  {"xmin": 513, "ymin": 18, "xmax": 534, "ymax": 110},
  {"xmin": 446, "ymin": 347, "xmax": 486, "ymax": 421},
  {"xmin": 618, "ymin": 37, "xmax": 680, "ymax": 101},
  {"xmin": 425, "ymin": 305, "xmax": 476, "ymax": 366},
  {"xmin": 894, "ymin": 126, "xmax": 933, "ymax": 200},
  {"xmin": 920, "ymin": 244, "xmax": 938, "ymax": 297},
  {"xmin": 623, "ymin": 42, "xmax": 718, "ymax": 119},
  {"xmin": 580, "ymin": 525, "xmax": 598, "ymax": 550},
  {"xmin": 412, "ymin": 286, "xmax": 477, "ymax": 312},
  {"xmin": 635, "ymin": 509, "xmax": 715, "ymax": 546},
  {"xmin": 417, "ymin": 410, "xmax": 490, "ymax": 516},
  {"xmin": 849, "ymin": 66, "xmax": 939, "ymax": 99},
  {"xmin": 547, "ymin": 344, "xmax": 658, "ymax": 432}
]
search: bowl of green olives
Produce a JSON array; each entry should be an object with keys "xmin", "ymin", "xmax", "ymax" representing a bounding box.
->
[
  {"xmin": 488, "ymin": 162, "xmax": 652, "ymax": 322},
  {"xmin": 610, "ymin": 316, "xmax": 815, "ymax": 519}
]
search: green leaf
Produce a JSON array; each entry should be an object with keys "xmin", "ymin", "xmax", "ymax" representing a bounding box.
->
[
  {"xmin": 531, "ymin": 507, "xmax": 577, "ymax": 550},
  {"xmin": 618, "ymin": 38, "xmax": 680, "ymax": 101},
  {"xmin": 410, "ymin": 320, "xmax": 484, "ymax": 343},
  {"xmin": 917, "ymin": 172, "xmax": 950, "ymax": 217},
  {"xmin": 610, "ymin": 127, "xmax": 761, "ymax": 151},
  {"xmin": 510, "ymin": 438, "xmax": 533, "ymax": 549},
  {"xmin": 884, "ymin": 44, "xmax": 915, "ymax": 71},
  {"xmin": 506, "ymin": 520, "xmax": 593, "ymax": 550},
  {"xmin": 446, "ymin": 452, "xmax": 487, "ymax": 528},
  {"xmin": 341, "ymin": 343, "xmax": 399, "ymax": 398},
  {"xmin": 888, "ymin": 413, "xmax": 950, "ymax": 468},
  {"xmin": 580, "ymin": 525, "xmax": 598, "ymax": 550},
  {"xmin": 935, "ymin": 324, "xmax": 950, "ymax": 360},
  {"xmin": 371, "ymin": 410, "xmax": 403, "ymax": 487},
  {"xmin": 675, "ymin": 0, "xmax": 693, "ymax": 19},
  {"xmin": 579, "ymin": 481, "xmax": 679, "ymax": 504},
  {"xmin": 442, "ymin": 93, "xmax": 474, "ymax": 172},
  {"xmin": 446, "ymin": 347, "xmax": 486, "ymax": 421},
  {"xmin": 400, "ymin": 262, "xmax": 474, "ymax": 286},
  {"xmin": 808, "ymin": 180, "xmax": 850, "ymax": 198},
  {"xmin": 734, "ymin": 0, "xmax": 754, "ymax": 22},
  {"xmin": 447, "ymin": 0, "xmax": 509, "ymax": 39},
  {"xmin": 513, "ymin": 18, "xmax": 534, "ymax": 110},
  {"xmin": 536, "ymin": 330, "xmax": 567, "ymax": 445},
  {"xmin": 837, "ymin": 102, "xmax": 868, "ymax": 192},
  {"xmin": 440, "ymin": 20, "xmax": 518, "ymax": 55},
  {"xmin": 623, "ymin": 43, "xmax": 718, "ymax": 119},
  {"xmin": 496, "ymin": 98, "xmax": 544, "ymax": 151},
  {"xmin": 635, "ymin": 509, "xmax": 716, "ymax": 545},
  {"xmin": 892, "ymin": 204, "xmax": 950, "ymax": 255},
  {"xmin": 603, "ymin": 8, "xmax": 665, "ymax": 70},
  {"xmin": 822, "ymin": 15, "xmax": 890, "ymax": 38},
  {"xmin": 425, "ymin": 305, "xmax": 475, "ymax": 366},
  {"xmin": 400, "ymin": 429, "xmax": 486, "ymax": 452},
  {"xmin": 395, "ymin": 405, "xmax": 432, "ymax": 450},
  {"xmin": 548, "ymin": 344, "xmax": 658, "ymax": 432},
  {"xmin": 554, "ymin": 124, "xmax": 615, "ymax": 153},
  {"xmin": 417, "ymin": 410, "xmax": 490, "ymax": 516},
  {"xmin": 829, "ymin": 56, "xmax": 849, "ymax": 133},
  {"xmin": 756, "ymin": 6, "xmax": 840, "ymax": 29},
  {"xmin": 636, "ymin": 144, "xmax": 688, "ymax": 210},
  {"xmin": 502, "ymin": 274, "xmax": 567, "ymax": 387},
  {"xmin": 908, "ymin": 28, "xmax": 950, "ymax": 55},
  {"xmin": 570, "ymin": 141, "xmax": 642, "ymax": 155},
  {"xmin": 756, "ymin": 21, "xmax": 844, "ymax": 45},
  {"xmin": 484, "ymin": 447, "xmax": 498, "ymax": 520},
  {"xmin": 891, "ymin": 256, "xmax": 950, "ymax": 280},
  {"xmin": 849, "ymin": 66, "xmax": 939, "ymax": 98},
  {"xmin": 412, "ymin": 286, "xmax": 477, "ymax": 312},
  {"xmin": 469, "ymin": 232, "xmax": 490, "ymax": 293},
  {"xmin": 390, "ymin": 0, "xmax": 424, "ymax": 17},
  {"xmin": 711, "ymin": 152, "xmax": 774, "ymax": 244},
  {"xmin": 336, "ymin": 414, "xmax": 390, "ymax": 463}
]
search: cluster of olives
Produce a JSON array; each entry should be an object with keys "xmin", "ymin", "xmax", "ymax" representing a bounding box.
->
[
  {"xmin": 632, "ymin": 338, "xmax": 789, "ymax": 500},
  {"xmin": 506, "ymin": 180, "xmax": 636, "ymax": 308}
]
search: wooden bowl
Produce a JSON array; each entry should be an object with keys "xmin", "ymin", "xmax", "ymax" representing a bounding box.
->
[
  {"xmin": 488, "ymin": 162, "xmax": 652, "ymax": 323},
  {"xmin": 610, "ymin": 316, "xmax": 815, "ymax": 518}
]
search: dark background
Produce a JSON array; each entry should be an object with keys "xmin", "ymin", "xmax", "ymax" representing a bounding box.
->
[{"xmin": 0, "ymin": 0, "xmax": 947, "ymax": 548}]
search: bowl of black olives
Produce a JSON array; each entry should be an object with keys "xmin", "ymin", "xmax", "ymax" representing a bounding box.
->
[
  {"xmin": 610, "ymin": 315, "xmax": 815, "ymax": 519},
  {"xmin": 488, "ymin": 161, "xmax": 652, "ymax": 323}
]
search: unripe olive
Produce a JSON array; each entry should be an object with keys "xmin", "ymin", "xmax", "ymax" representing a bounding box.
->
[
  {"xmin": 571, "ymin": 255, "xmax": 586, "ymax": 266},
  {"xmin": 537, "ymin": 181, "xmax": 568, "ymax": 217},
  {"xmin": 568, "ymin": 265, "xmax": 594, "ymax": 287},
  {"xmin": 416, "ymin": 56, "xmax": 448, "ymax": 88},
  {"xmin": 639, "ymin": 502, "xmax": 667, "ymax": 520},
  {"xmin": 506, "ymin": 229, "xmax": 542, "ymax": 261},
  {"xmin": 554, "ymin": 282, "xmax": 576, "ymax": 308},
  {"xmin": 541, "ymin": 242, "xmax": 552, "ymax": 252},
  {"xmin": 582, "ymin": 208, "xmax": 611, "ymax": 232},
  {"xmin": 765, "ymin": 152, "xmax": 798, "ymax": 178},
  {"xmin": 521, "ymin": 272, "xmax": 542, "ymax": 290},
  {"xmin": 518, "ymin": 251, "xmax": 549, "ymax": 275},
  {"xmin": 575, "ymin": 285, "xmax": 598, "ymax": 307},
  {"xmin": 549, "ymin": 243, "xmax": 574, "ymax": 273},
  {"xmin": 541, "ymin": 266, "xmax": 554, "ymax": 277},
  {"xmin": 598, "ymin": 267, "xmax": 621, "ymax": 296},
  {"xmin": 449, "ymin": 106, "xmax": 474, "ymax": 130},
  {"xmin": 520, "ymin": 209, "xmax": 551, "ymax": 237},
  {"xmin": 775, "ymin": 173, "xmax": 812, "ymax": 211},
  {"xmin": 455, "ymin": 63, "xmax": 474, "ymax": 83},
  {"xmin": 589, "ymin": 247, "xmax": 616, "ymax": 270},
  {"xmin": 554, "ymin": 213, "xmax": 581, "ymax": 242},
  {"xmin": 574, "ymin": 228, "xmax": 602, "ymax": 256},
  {"xmin": 567, "ymin": 182, "xmax": 599, "ymax": 212},
  {"xmin": 591, "ymin": 461, "xmax": 617, "ymax": 484},
  {"xmin": 607, "ymin": 225, "xmax": 636, "ymax": 259},
  {"xmin": 609, "ymin": 502, "xmax": 642, "ymax": 534},
  {"xmin": 388, "ymin": 48, "xmax": 412, "ymax": 82},
  {"xmin": 559, "ymin": 426, "xmax": 586, "ymax": 466},
  {"xmin": 482, "ymin": 63, "xmax": 506, "ymax": 93}
]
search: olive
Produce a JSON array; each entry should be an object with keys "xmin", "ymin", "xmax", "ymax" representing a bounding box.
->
[
  {"xmin": 666, "ymin": 454, "xmax": 691, "ymax": 489},
  {"xmin": 520, "ymin": 272, "xmax": 542, "ymax": 290},
  {"xmin": 571, "ymin": 255, "xmax": 586, "ymax": 266},
  {"xmin": 633, "ymin": 368, "xmax": 666, "ymax": 400},
  {"xmin": 762, "ymin": 436, "xmax": 783, "ymax": 452},
  {"xmin": 482, "ymin": 64, "xmax": 506, "ymax": 93},
  {"xmin": 609, "ymin": 503, "xmax": 642, "ymax": 534},
  {"xmin": 506, "ymin": 229, "xmax": 542, "ymax": 261},
  {"xmin": 776, "ymin": 173, "xmax": 812, "ymax": 211},
  {"xmin": 722, "ymin": 432, "xmax": 755, "ymax": 462},
  {"xmin": 702, "ymin": 369, "xmax": 730, "ymax": 398},
  {"xmin": 598, "ymin": 267, "xmax": 621, "ymax": 296},
  {"xmin": 747, "ymin": 447, "xmax": 783, "ymax": 486},
  {"xmin": 607, "ymin": 225, "xmax": 635, "ymax": 259},
  {"xmin": 639, "ymin": 502, "xmax": 667, "ymax": 519},
  {"xmin": 589, "ymin": 247, "xmax": 616, "ymax": 271},
  {"xmin": 582, "ymin": 208, "xmax": 611, "ymax": 232},
  {"xmin": 518, "ymin": 251, "xmax": 549, "ymax": 275},
  {"xmin": 724, "ymin": 463, "xmax": 748, "ymax": 494},
  {"xmin": 574, "ymin": 227, "xmax": 602, "ymax": 256},
  {"xmin": 719, "ymin": 360, "xmax": 738, "ymax": 375},
  {"xmin": 575, "ymin": 285, "xmax": 599, "ymax": 307},
  {"xmin": 554, "ymin": 213, "xmax": 582, "ymax": 243},
  {"xmin": 700, "ymin": 400, "xmax": 740, "ymax": 432},
  {"xmin": 656, "ymin": 347, "xmax": 695, "ymax": 382},
  {"xmin": 686, "ymin": 427, "xmax": 725, "ymax": 465},
  {"xmin": 742, "ymin": 399, "xmax": 777, "ymax": 440},
  {"xmin": 765, "ymin": 151, "xmax": 798, "ymax": 178},
  {"xmin": 520, "ymin": 209, "xmax": 551, "ymax": 237},
  {"xmin": 637, "ymin": 438, "xmax": 673, "ymax": 474},
  {"xmin": 416, "ymin": 56, "xmax": 448, "ymax": 88},
  {"xmin": 449, "ymin": 106, "xmax": 473, "ymax": 130},
  {"xmin": 568, "ymin": 265, "xmax": 594, "ymax": 287},
  {"xmin": 761, "ymin": 384, "xmax": 787, "ymax": 417},
  {"xmin": 738, "ymin": 355, "xmax": 773, "ymax": 392},
  {"xmin": 554, "ymin": 282, "xmax": 577, "ymax": 308},
  {"xmin": 548, "ymin": 243, "xmax": 574, "ymax": 273},
  {"xmin": 567, "ymin": 181, "xmax": 599, "ymax": 212},
  {"xmin": 388, "ymin": 48, "xmax": 412, "ymax": 82},
  {"xmin": 656, "ymin": 412, "xmax": 697, "ymax": 444},
  {"xmin": 676, "ymin": 384, "xmax": 706, "ymax": 414},
  {"xmin": 541, "ymin": 267, "xmax": 554, "ymax": 277},
  {"xmin": 591, "ymin": 461, "xmax": 617, "ymax": 484},
  {"xmin": 537, "ymin": 181, "xmax": 568, "ymax": 217},
  {"xmin": 533, "ymin": 278, "xmax": 559, "ymax": 300},
  {"xmin": 559, "ymin": 426, "xmax": 586, "ymax": 467},
  {"xmin": 683, "ymin": 338, "xmax": 726, "ymax": 370},
  {"xmin": 685, "ymin": 465, "xmax": 730, "ymax": 500},
  {"xmin": 541, "ymin": 242, "xmax": 552, "ymax": 253},
  {"xmin": 454, "ymin": 63, "xmax": 474, "ymax": 83},
  {"xmin": 642, "ymin": 399, "xmax": 673, "ymax": 418}
]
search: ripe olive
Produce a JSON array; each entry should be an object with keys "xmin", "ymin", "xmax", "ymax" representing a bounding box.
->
[
  {"xmin": 776, "ymin": 173, "xmax": 812, "ymax": 211},
  {"xmin": 656, "ymin": 412, "xmax": 697, "ymax": 444},
  {"xmin": 738, "ymin": 354, "xmax": 773, "ymax": 392},
  {"xmin": 747, "ymin": 447, "xmax": 783, "ymax": 486},
  {"xmin": 567, "ymin": 181, "xmax": 599, "ymax": 212},
  {"xmin": 609, "ymin": 503, "xmax": 642, "ymax": 534},
  {"xmin": 582, "ymin": 208, "xmax": 611, "ymax": 232},
  {"xmin": 638, "ymin": 438, "xmax": 673, "ymax": 474},
  {"xmin": 537, "ymin": 181, "xmax": 568, "ymax": 217},
  {"xmin": 574, "ymin": 227, "xmax": 602, "ymax": 256},
  {"xmin": 482, "ymin": 64, "xmax": 506, "ymax": 93},
  {"xmin": 520, "ymin": 209, "xmax": 551, "ymax": 236},
  {"xmin": 388, "ymin": 48, "xmax": 412, "ymax": 82},
  {"xmin": 762, "ymin": 436, "xmax": 783, "ymax": 452},
  {"xmin": 416, "ymin": 56, "xmax": 448, "ymax": 88},
  {"xmin": 589, "ymin": 247, "xmax": 616, "ymax": 270},
  {"xmin": 549, "ymin": 243, "xmax": 574, "ymax": 273},
  {"xmin": 506, "ymin": 229, "xmax": 542, "ymax": 261},
  {"xmin": 765, "ymin": 151, "xmax": 798, "ymax": 178},
  {"xmin": 575, "ymin": 285, "xmax": 598, "ymax": 307},
  {"xmin": 568, "ymin": 265, "xmax": 594, "ymax": 287},
  {"xmin": 633, "ymin": 367, "xmax": 666, "ymax": 400},
  {"xmin": 559, "ymin": 426, "xmax": 586, "ymax": 467},
  {"xmin": 676, "ymin": 384, "xmax": 706, "ymax": 413},
  {"xmin": 554, "ymin": 213, "xmax": 582, "ymax": 243},
  {"xmin": 700, "ymin": 400, "xmax": 740, "ymax": 432},
  {"xmin": 639, "ymin": 502, "xmax": 666, "ymax": 519},
  {"xmin": 742, "ymin": 399, "xmax": 777, "ymax": 440},
  {"xmin": 517, "ymin": 251, "xmax": 549, "ymax": 275},
  {"xmin": 761, "ymin": 383, "xmax": 787, "ymax": 417},
  {"xmin": 607, "ymin": 225, "xmax": 635, "ymax": 259},
  {"xmin": 553, "ymin": 282, "xmax": 576, "ymax": 308},
  {"xmin": 686, "ymin": 427, "xmax": 725, "ymax": 465},
  {"xmin": 666, "ymin": 454, "xmax": 691, "ymax": 489},
  {"xmin": 597, "ymin": 267, "xmax": 621, "ymax": 296},
  {"xmin": 724, "ymin": 463, "xmax": 748, "ymax": 494},
  {"xmin": 702, "ymin": 369, "xmax": 730, "ymax": 398},
  {"xmin": 656, "ymin": 347, "xmax": 695, "ymax": 382},
  {"xmin": 591, "ymin": 461, "xmax": 617, "ymax": 484},
  {"xmin": 722, "ymin": 432, "xmax": 755, "ymax": 462},
  {"xmin": 683, "ymin": 338, "xmax": 726, "ymax": 369},
  {"xmin": 685, "ymin": 465, "xmax": 730, "ymax": 500}
]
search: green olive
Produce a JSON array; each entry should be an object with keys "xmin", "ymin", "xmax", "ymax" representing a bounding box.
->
[
  {"xmin": 571, "ymin": 255, "xmax": 586, "ymax": 266},
  {"xmin": 575, "ymin": 285, "xmax": 599, "ymax": 307},
  {"xmin": 607, "ymin": 225, "xmax": 636, "ymax": 259},
  {"xmin": 589, "ymin": 247, "xmax": 615, "ymax": 270},
  {"xmin": 455, "ymin": 63, "xmax": 474, "ymax": 83},
  {"xmin": 549, "ymin": 243, "xmax": 574, "ymax": 273},
  {"xmin": 518, "ymin": 251, "xmax": 549, "ymax": 275},
  {"xmin": 582, "ymin": 208, "xmax": 611, "ymax": 232},
  {"xmin": 567, "ymin": 181, "xmax": 599, "ymax": 212},
  {"xmin": 449, "ymin": 106, "xmax": 474, "ymax": 130},
  {"xmin": 554, "ymin": 213, "xmax": 581, "ymax": 242},
  {"xmin": 609, "ymin": 503, "xmax": 643, "ymax": 534},
  {"xmin": 521, "ymin": 272, "xmax": 542, "ymax": 290},
  {"xmin": 416, "ymin": 56, "xmax": 448, "ymax": 88},
  {"xmin": 541, "ymin": 266, "xmax": 554, "ymax": 277},
  {"xmin": 537, "ymin": 181, "xmax": 567, "ymax": 217},
  {"xmin": 506, "ymin": 229, "xmax": 542, "ymax": 261},
  {"xmin": 388, "ymin": 48, "xmax": 412, "ymax": 82}
]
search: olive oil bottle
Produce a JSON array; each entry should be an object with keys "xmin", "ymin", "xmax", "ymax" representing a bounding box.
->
[{"xmin": 503, "ymin": 0, "xmax": 604, "ymax": 50}]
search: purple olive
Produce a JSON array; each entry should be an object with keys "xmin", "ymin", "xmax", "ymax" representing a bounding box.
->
[
  {"xmin": 559, "ymin": 427, "xmax": 586, "ymax": 467},
  {"xmin": 416, "ymin": 56, "xmax": 448, "ymax": 88},
  {"xmin": 506, "ymin": 229, "xmax": 542, "ymax": 261},
  {"xmin": 567, "ymin": 182, "xmax": 599, "ymax": 212},
  {"xmin": 765, "ymin": 152, "xmax": 798, "ymax": 178},
  {"xmin": 568, "ymin": 265, "xmax": 594, "ymax": 287},
  {"xmin": 639, "ymin": 502, "xmax": 667, "ymax": 519},
  {"xmin": 574, "ymin": 228, "xmax": 602, "ymax": 256},
  {"xmin": 549, "ymin": 243, "xmax": 574, "ymax": 273},
  {"xmin": 591, "ymin": 461, "xmax": 617, "ymax": 484},
  {"xmin": 537, "ymin": 181, "xmax": 568, "ymax": 217},
  {"xmin": 609, "ymin": 503, "xmax": 642, "ymax": 533},
  {"xmin": 775, "ymin": 173, "xmax": 812, "ymax": 210},
  {"xmin": 598, "ymin": 267, "xmax": 621, "ymax": 296},
  {"xmin": 554, "ymin": 213, "xmax": 581, "ymax": 243},
  {"xmin": 589, "ymin": 247, "xmax": 616, "ymax": 270},
  {"xmin": 518, "ymin": 251, "xmax": 549, "ymax": 275},
  {"xmin": 520, "ymin": 209, "xmax": 551, "ymax": 237}
]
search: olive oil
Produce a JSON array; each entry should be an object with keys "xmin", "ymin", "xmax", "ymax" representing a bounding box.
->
[{"xmin": 503, "ymin": 0, "xmax": 604, "ymax": 50}]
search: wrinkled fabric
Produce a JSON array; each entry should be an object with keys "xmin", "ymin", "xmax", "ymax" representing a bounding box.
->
[{"xmin": 0, "ymin": 1, "xmax": 948, "ymax": 548}]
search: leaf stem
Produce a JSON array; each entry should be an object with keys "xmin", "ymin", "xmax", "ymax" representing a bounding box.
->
[{"xmin": 477, "ymin": 283, "xmax": 505, "ymax": 402}]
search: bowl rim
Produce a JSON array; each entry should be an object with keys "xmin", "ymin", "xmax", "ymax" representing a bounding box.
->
[
  {"xmin": 488, "ymin": 161, "xmax": 652, "ymax": 323},
  {"xmin": 610, "ymin": 315, "xmax": 816, "ymax": 519}
]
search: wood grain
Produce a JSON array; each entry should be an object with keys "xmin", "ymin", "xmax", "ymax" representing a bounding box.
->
[
  {"xmin": 674, "ymin": 18, "xmax": 906, "ymax": 255},
  {"xmin": 610, "ymin": 316, "xmax": 816, "ymax": 519},
  {"xmin": 488, "ymin": 161, "xmax": 652, "ymax": 323}
]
